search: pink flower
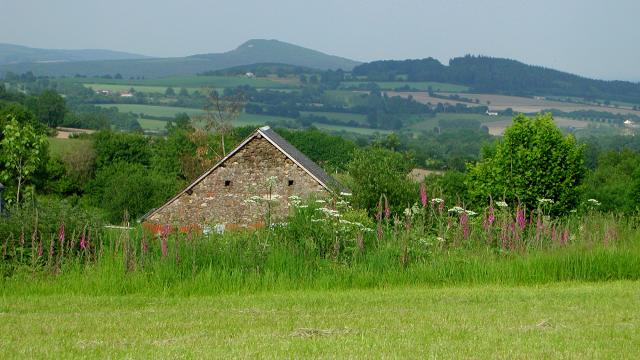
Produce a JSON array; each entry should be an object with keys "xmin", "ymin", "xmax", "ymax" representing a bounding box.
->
[
  {"xmin": 79, "ymin": 231, "xmax": 87, "ymax": 250},
  {"xmin": 420, "ymin": 183, "xmax": 428, "ymax": 207},
  {"xmin": 37, "ymin": 240, "xmax": 43, "ymax": 258},
  {"xmin": 561, "ymin": 229, "xmax": 570, "ymax": 245},
  {"xmin": 58, "ymin": 222, "xmax": 65, "ymax": 248},
  {"xmin": 160, "ymin": 225, "xmax": 170, "ymax": 258},
  {"xmin": 460, "ymin": 211, "xmax": 469, "ymax": 240},
  {"xmin": 384, "ymin": 196, "xmax": 390, "ymax": 220},
  {"xmin": 516, "ymin": 206, "xmax": 526, "ymax": 231},
  {"xmin": 483, "ymin": 203, "xmax": 495, "ymax": 230}
]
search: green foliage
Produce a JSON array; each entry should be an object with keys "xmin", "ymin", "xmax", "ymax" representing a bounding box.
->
[
  {"xmin": 425, "ymin": 170, "xmax": 468, "ymax": 204},
  {"xmin": 0, "ymin": 117, "xmax": 48, "ymax": 203},
  {"xmin": 467, "ymin": 114, "xmax": 586, "ymax": 213},
  {"xmin": 86, "ymin": 161, "xmax": 181, "ymax": 223},
  {"xmin": 26, "ymin": 89, "xmax": 67, "ymax": 127},
  {"xmin": 275, "ymin": 128, "xmax": 357, "ymax": 171},
  {"xmin": 584, "ymin": 149, "xmax": 640, "ymax": 213},
  {"xmin": 93, "ymin": 130, "xmax": 151, "ymax": 169},
  {"xmin": 347, "ymin": 147, "xmax": 417, "ymax": 214}
]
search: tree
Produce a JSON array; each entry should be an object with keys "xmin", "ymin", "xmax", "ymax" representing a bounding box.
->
[
  {"xmin": 583, "ymin": 149, "xmax": 640, "ymax": 213},
  {"xmin": 347, "ymin": 147, "xmax": 417, "ymax": 215},
  {"xmin": 87, "ymin": 161, "xmax": 180, "ymax": 223},
  {"xmin": 200, "ymin": 89, "xmax": 245, "ymax": 157},
  {"xmin": 165, "ymin": 87, "xmax": 176, "ymax": 96},
  {"xmin": 179, "ymin": 87, "xmax": 189, "ymax": 97},
  {"xmin": 467, "ymin": 114, "xmax": 585, "ymax": 213},
  {"xmin": 0, "ymin": 116, "xmax": 47, "ymax": 203},
  {"xmin": 29, "ymin": 90, "xmax": 67, "ymax": 127}
]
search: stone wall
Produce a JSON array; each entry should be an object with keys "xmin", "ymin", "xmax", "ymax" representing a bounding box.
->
[{"xmin": 146, "ymin": 135, "xmax": 328, "ymax": 230}]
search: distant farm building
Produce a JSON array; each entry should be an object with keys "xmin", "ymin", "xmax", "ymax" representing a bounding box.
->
[
  {"xmin": 143, "ymin": 126, "xmax": 348, "ymax": 232},
  {"xmin": 119, "ymin": 91, "xmax": 134, "ymax": 97},
  {"xmin": 486, "ymin": 110, "xmax": 499, "ymax": 116}
]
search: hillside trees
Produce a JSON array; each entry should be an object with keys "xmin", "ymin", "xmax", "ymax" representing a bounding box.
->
[
  {"xmin": 467, "ymin": 114, "xmax": 585, "ymax": 214},
  {"xmin": 27, "ymin": 89, "xmax": 67, "ymax": 127}
]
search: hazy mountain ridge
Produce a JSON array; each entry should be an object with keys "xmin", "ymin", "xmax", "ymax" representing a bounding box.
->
[
  {"xmin": 0, "ymin": 39, "xmax": 361, "ymax": 78},
  {"xmin": 0, "ymin": 43, "xmax": 150, "ymax": 65}
]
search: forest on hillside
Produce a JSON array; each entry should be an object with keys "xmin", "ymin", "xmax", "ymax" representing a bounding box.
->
[{"xmin": 353, "ymin": 56, "xmax": 640, "ymax": 104}]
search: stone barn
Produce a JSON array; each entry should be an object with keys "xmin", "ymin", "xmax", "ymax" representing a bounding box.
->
[{"xmin": 142, "ymin": 126, "xmax": 348, "ymax": 232}]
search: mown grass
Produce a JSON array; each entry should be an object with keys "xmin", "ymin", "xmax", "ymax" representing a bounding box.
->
[{"xmin": 1, "ymin": 282, "xmax": 638, "ymax": 358}]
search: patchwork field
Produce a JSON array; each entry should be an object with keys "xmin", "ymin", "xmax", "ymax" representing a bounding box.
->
[
  {"xmin": 391, "ymin": 91, "xmax": 640, "ymax": 117},
  {"xmin": 1, "ymin": 282, "xmax": 638, "ymax": 358}
]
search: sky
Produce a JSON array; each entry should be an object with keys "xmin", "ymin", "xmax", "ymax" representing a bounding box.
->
[{"xmin": 1, "ymin": 0, "xmax": 638, "ymax": 81}]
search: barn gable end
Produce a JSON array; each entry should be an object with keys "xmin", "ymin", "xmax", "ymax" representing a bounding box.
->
[{"xmin": 143, "ymin": 126, "xmax": 346, "ymax": 230}]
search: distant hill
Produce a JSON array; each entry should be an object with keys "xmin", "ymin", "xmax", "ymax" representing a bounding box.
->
[
  {"xmin": 0, "ymin": 43, "xmax": 149, "ymax": 65},
  {"xmin": 0, "ymin": 39, "xmax": 361, "ymax": 78},
  {"xmin": 353, "ymin": 56, "xmax": 640, "ymax": 104}
]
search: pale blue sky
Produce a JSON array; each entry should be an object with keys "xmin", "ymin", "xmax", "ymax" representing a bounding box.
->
[{"xmin": 1, "ymin": 0, "xmax": 638, "ymax": 80}]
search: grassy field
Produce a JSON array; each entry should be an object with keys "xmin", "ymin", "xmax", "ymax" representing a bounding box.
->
[
  {"xmin": 66, "ymin": 75, "xmax": 296, "ymax": 89},
  {"xmin": 301, "ymin": 111, "xmax": 367, "ymax": 124},
  {"xmin": 84, "ymin": 83, "xmax": 200, "ymax": 95},
  {"xmin": 313, "ymin": 123, "xmax": 391, "ymax": 135},
  {"xmin": 410, "ymin": 113, "xmax": 513, "ymax": 131},
  {"xmin": 139, "ymin": 116, "xmax": 295, "ymax": 131},
  {"xmin": 1, "ymin": 282, "xmax": 638, "ymax": 358},
  {"xmin": 340, "ymin": 81, "xmax": 469, "ymax": 92},
  {"xmin": 98, "ymin": 104, "xmax": 205, "ymax": 117}
]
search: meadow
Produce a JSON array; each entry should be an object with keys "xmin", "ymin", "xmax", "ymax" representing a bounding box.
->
[
  {"xmin": 2, "ymin": 192, "xmax": 640, "ymax": 357},
  {"xmin": 1, "ymin": 282, "xmax": 638, "ymax": 358}
]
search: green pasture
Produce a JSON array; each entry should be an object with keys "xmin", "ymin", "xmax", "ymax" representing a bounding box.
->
[
  {"xmin": 300, "ymin": 111, "xmax": 367, "ymax": 124},
  {"xmin": 313, "ymin": 123, "xmax": 391, "ymax": 135},
  {"xmin": 340, "ymin": 81, "xmax": 469, "ymax": 92},
  {"xmin": 322, "ymin": 90, "xmax": 368, "ymax": 107},
  {"xmin": 1, "ymin": 282, "xmax": 637, "ymax": 358},
  {"xmin": 84, "ymin": 83, "xmax": 201, "ymax": 95},
  {"xmin": 97, "ymin": 104, "xmax": 204, "ymax": 118},
  {"xmin": 65, "ymin": 75, "xmax": 296, "ymax": 89},
  {"xmin": 410, "ymin": 113, "xmax": 512, "ymax": 131}
]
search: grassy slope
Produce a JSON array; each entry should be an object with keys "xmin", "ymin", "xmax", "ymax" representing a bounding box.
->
[{"xmin": 1, "ymin": 282, "xmax": 637, "ymax": 358}]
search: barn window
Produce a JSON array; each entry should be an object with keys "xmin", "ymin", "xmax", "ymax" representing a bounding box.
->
[
  {"xmin": 288, "ymin": 180, "xmax": 294, "ymax": 186},
  {"xmin": 224, "ymin": 180, "xmax": 231, "ymax": 187}
]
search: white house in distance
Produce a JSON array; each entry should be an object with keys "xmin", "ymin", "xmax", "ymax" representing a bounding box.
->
[{"xmin": 486, "ymin": 109, "xmax": 499, "ymax": 116}]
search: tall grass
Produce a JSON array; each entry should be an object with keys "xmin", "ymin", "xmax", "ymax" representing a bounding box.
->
[{"xmin": 1, "ymin": 197, "xmax": 639, "ymax": 296}]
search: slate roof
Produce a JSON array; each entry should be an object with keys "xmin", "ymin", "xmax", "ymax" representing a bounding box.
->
[
  {"xmin": 258, "ymin": 126, "xmax": 349, "ymax": 194},
  {"xmin": 141, "ymin": 126, "xmax": 349, "ymax": 221}
]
